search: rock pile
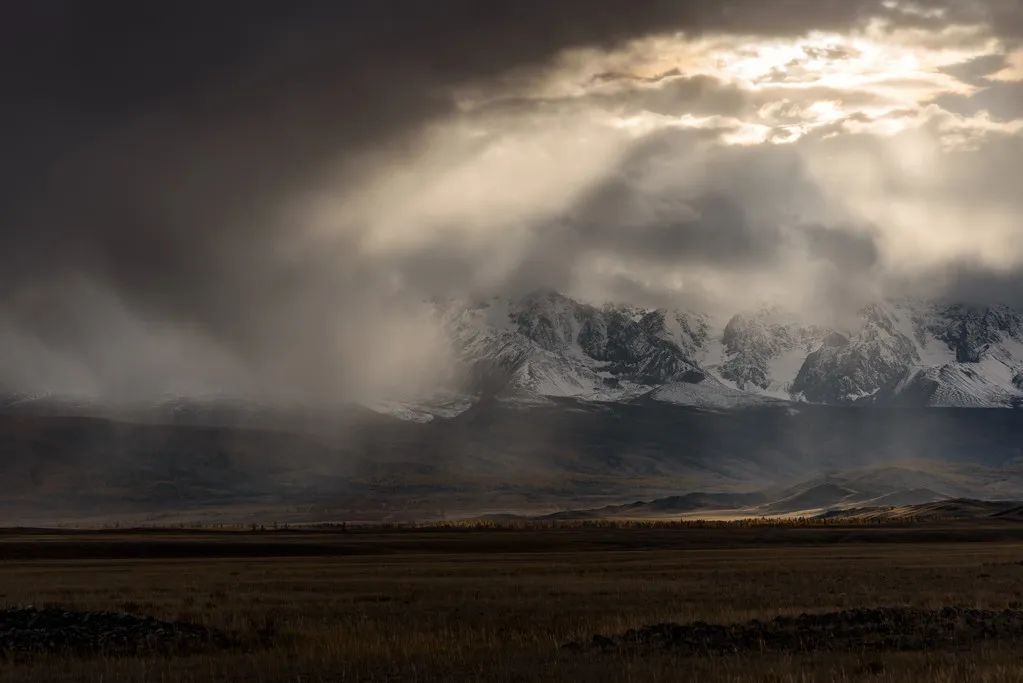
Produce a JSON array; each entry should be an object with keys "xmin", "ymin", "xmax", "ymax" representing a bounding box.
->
[
  {"xmin": 0, "ymin": 607, "xmax": 231, "ymax": 658},
  {"xmin": 568, "ymin": 607, "xmax": 1023, "ymax": 655}
]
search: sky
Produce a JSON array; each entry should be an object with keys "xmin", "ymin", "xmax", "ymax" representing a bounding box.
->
[{"xmin": 2, "ymin": 1, "xmax": 1022, "ymax": 403}]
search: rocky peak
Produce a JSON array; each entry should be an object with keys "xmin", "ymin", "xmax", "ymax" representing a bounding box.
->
[
  {"xmin": 923, "ymin": 304, "xmax": 1023, "ymax": 363},
  {"xmin": 718, "ymin": 308, "xmax": 826, "ymax": 391},
  {"xmin": 430, "ymin": 291, "xmax": 1023, "ymax": 413},
  {"xmin": 791, "ymin": 305, "xmax": 919, "ymax": 404}
]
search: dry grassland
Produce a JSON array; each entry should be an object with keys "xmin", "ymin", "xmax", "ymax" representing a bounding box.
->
[{"xmin": 3, "ymin": 525, "xmax": 1023, "ymax": 681}]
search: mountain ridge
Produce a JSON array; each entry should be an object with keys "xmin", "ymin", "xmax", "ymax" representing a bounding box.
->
[{"xmin": 405, "ymin": 291, "xmax": 1023, "ymax": 421}]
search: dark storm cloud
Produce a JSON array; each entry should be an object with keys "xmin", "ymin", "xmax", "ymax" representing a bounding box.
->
[
  {"xmin": 586, "ymin": 191, "xmax": 767, "ymax": 266},
  {"xmin": 590, "ymin": 68, "xmax": 684, "ymax": 85},
  {"xmin": 874, "ymin": 0, "xmax": 1023, "ymax": 41},
  {"xmin": 940, "ymin": 53, "xmax": 1012, "ymax": 86},
  {"xmin": 563, "ymin": 131, "xmax": 785, "ymax": 269},
  {"xmin": 490, "ymin": 129, "xmax": 887, "ymax": 313},
  {"xmin": 797, "ymin": 224, "xmax": 881, "ymax": 272},
  {"xmin": 3, "ymin": 1, "xmax": 716, "ymax": 398},
  {"xmin": 902, "ymin": 261, "xmax": 1023, "ymax": 308},
  {"xmin": 2, "ymin": 0, "xmax": 1021, "ymax": 400}
]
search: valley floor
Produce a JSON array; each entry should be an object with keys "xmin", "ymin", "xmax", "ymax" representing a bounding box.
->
[{"xmin": 4, "ymin": 525, "xmax": 1023, "ymax": 681}]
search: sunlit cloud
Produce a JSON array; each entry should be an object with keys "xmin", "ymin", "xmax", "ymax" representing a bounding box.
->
[
  {"xmin": 462, "ymin": 16, "xmax": 1011, "ymax": 148},
  {"xmin": 294, "ymin": 7, "xmax": 1023, "ymax": 328}
]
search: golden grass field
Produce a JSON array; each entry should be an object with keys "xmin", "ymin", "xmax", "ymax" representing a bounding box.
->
[{"xmin": 5, "ymin": 524, "xmax": 1023, "ymax": 681}]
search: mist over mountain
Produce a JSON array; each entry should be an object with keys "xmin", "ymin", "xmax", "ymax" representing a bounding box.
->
[
  {"xmin": 367, "ymin": 290, "xmax": 1023, "ymax": 421},
  {"xmin": 3, "ymin": 286, "xmax": 1023, "ymax": 524}
]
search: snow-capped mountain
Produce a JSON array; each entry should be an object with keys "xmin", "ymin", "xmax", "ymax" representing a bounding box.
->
[
  {"xmin": 711, "ymin": 307, "xmax": 829, "ymax": 398},
  {"xmin": 876, "ymin": 303, "xmax": 1023, "ymax": 407},
  {"xmin": 788, "ymin": 303, "xmax": 923, "ymax": 404},
  {"xmin": 441, "ymin": 290, "xmax": 709, "ymax": 401},
  {"xmin": 392, "ymin": 291, "xmax": 1023, "ymax": 418},
  {"xmin": 5, "ymin": 291, "xmax": 1020, "ymax": 424}
]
